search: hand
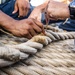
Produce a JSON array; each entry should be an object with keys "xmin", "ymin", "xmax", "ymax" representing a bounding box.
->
[
  {"xmin": 12, "ymin": 0, "xmax": 30, "ymax": 17},
  {"xmin": 4, "ymin": 19, "xmax": 44, "ymax": 39},
  {"xmin": 29, "ymin": 0, "xmax": 50, "ymax": 22},
  {"xmin": 46, "ymin": 1, "xmax": 70, "ymax": 20},
  {"xmin": 29, "ymin": 7, "xmax": 42, "ymax": 22}
]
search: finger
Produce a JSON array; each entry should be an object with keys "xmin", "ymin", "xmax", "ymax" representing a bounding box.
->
[
  {"xmin": 25, "ymin": 33, "xmax": 32, "ymax": 39},
  {"xmin": 29, "ymin": 28, "xmax": 37, "ymax": 36},
  {"xmin": 20, "ymin": 30, "xmax": 32, "ymax": 39},
  {"xmin": 22, "ymin": 8, "xmax": 26, "ymax": 17},
  {"xmin": 33, "ymin": 19, "xmax": 44, "ymax": 29},
  {"xmin": 48, "ymin": 14, "xmax": 58, "ymax": 20},
  {"xmin": 25, "ymin": 8, "xmax": 29, "ymax": 16},
  {"xmin": 33, "ymin": 19, "xmax": 45, "ymax": 34},
  {"xmin": 27, "ymin": 4, "xmax": 30, "ymax": 14},
  {"xmin": 22, "ymin": 5, "xmax": 28, "ymax": 16},
  {"xmin": 36, "ymin": 13, "xmax": 42, "ymax": 22},
  {"xmin": 25, "ymin": 4, "xmax": 30, "ymax": 16},
  {"xmin": 31, "ymin": 22, "xmax": 42, "ymax": 33},
  {"xmin": 42, "ymin": 26, "xmax": 45, "ymax": 34},
  {"xmin": 12, "ymin": 3, "xmax": 18, "ymax": 14},
  {"xmin": 18, "ymin": 6, "xmax": 24, "ymax": 17},
  {"xmin": 24, "ymin": 7, "xmax": 28, "ymax": 16}
]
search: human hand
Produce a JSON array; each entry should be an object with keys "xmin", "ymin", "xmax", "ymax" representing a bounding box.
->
[
  {"xmin": 29, "ymin": 7, "xmax": 42, "ymax": 22},
  {"xmin": 5, "ymin": 19, "xmax": 44, "ymax": 39},
  {"xmin": 12, "ymin": 0, "xmax": 30, "ymax": 17},
  {"xmin": 29, "ymin": 0, "xmax": 50, "ymax": 22},
  {"xmin": 46, "ymin": 1, "xmax": 70, "ymax": 20}
]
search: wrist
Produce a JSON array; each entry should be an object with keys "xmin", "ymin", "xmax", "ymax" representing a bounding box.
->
[
  {"xmin": 0, "ymin": 11, "xmax": 18, "ymax": 33},
  {"xmin": 65, "ymin": 5, "xmax": 70, "ymax": 18},
  {"xmin": 60, "ymin": 4, "xmax": 70, "ymax": 19},
  {"xmin": 0, "ymin": 19, "xmax": 17, "ymax": 32},
  {"xmin": 68, "ymin": 0, "xmax": 75, "ymax": 19}
]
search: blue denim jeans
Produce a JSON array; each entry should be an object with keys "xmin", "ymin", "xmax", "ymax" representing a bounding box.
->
[
  {"xmin": 0, "ymin": 0, "xmax": 63, "ymax": 24},
  {"xmin": 59, "ymin": 19, "xmax": 75, "ymax": 31},
  {"xmin": 1, "ymin": 0, "xmax": 74, "ymax": 30}
]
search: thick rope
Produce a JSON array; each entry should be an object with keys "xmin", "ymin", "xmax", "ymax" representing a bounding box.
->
[
  {"xmin": 1, "ymin": 39, "xmax": 75, "ymax": 75},
  {"xmin": 0, "ymin": 27, "xmax": 75, "ymax": 67}
]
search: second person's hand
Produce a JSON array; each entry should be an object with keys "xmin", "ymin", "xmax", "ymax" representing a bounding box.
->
[
  {"xmin": 46, "ymin": 0, "xmax": 70, "ymax": 20},
  {"xmin": 12, "ymin": 0, "xmax": 30, "ymax": 17}
]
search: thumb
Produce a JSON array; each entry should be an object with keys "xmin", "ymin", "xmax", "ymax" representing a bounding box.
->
[
  {"xmin": 36, "ymin": 13, "xmax": 42, "ymax": 22},
  {"xmin": 28, "ymin": 11, "xmax": 42, "ymax": 22},
  {"xmin": 12, "ymin": 3, "xmax": 18, "ymax": 14}
]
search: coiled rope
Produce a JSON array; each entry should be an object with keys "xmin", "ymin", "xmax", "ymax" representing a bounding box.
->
[{"xmin": 0, "ymin": 26, "xmax": 75, "ymax": 75}]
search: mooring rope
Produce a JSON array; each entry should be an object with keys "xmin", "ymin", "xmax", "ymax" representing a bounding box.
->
[
  {"xmin": 0, "ymin": 39, "xmax": 75, "ymax": 75},
  {"xmin": 0, "ymin": 26, "xmax": 75, "ymax": 68}
]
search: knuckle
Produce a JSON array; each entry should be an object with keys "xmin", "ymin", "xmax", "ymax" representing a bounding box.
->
[
  {"xmin": 19, "ymin": 13, "xmax": 24, "ymax": 17},
  {"xmin": 26, "ymin": 5, "xmax": 30, "ymax": 9},
  {"xmin": 39, "ymin": 29, "xmax": 42, "ymax": 32},
  {"xmin": 37, "ymin": 29, "xmax": 42, "ymax": 33},
  {"xmin": 19, "ymin": 14, "xmax": 23, "ymax": 17},
  {"xmin": 29, "ymin": 18, "xmax": 33, "ymax": 22},
  {"xmin": 28, "ymin": 7, "xmax": 30, "ymax": 10},
  {"xmin": 24, "ymin": 6, "xmax": 27, "ymax": 9},
  {"xmin": 40, "ymin": 24, "xmax": 43, "ymax": 27},
  {"xmin": 28, "ymin": 19, "xmax": 34, "ymax": 25},
  {"xmin": 24, "ymin": 30, "xmax": 29, "ymax": 35},
  {"xmin": 27, "ymin": 26, "xmax": 32, "ymax": 30}
]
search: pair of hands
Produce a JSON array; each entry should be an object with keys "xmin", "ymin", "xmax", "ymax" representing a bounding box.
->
[
  {"xmin": 46, "ymin": 0, "xmax": 70, "ymax": 20},
  {"xmin": 9, "ymin": 19, "xmax": 44, "ymax": 39},
  {"xmin": 6, "ymin": 0, "xmax": 70, "ymax": 39},
  {"xmin": 30, "ymin": 0, "xmax": 70, "ymax": 21},
  {"xmin": 13, "ymin": 0, "xmax": 70, "ymax": 21},
  {"xmin": 6, "ymin": 0, "xmax": 44, "ymax": 39}
]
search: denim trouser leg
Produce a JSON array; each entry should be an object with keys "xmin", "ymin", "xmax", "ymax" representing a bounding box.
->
[
  {"xmin": 0, "ymin": 0, "xmax": 65, "ymax": 25},
  {"xmin": 0, "ymin": 0, "xmax": 34, "ymax": 20},
  {"xmin": 59, "ymin": 19, "xmax": 75, "ymax": 31}
]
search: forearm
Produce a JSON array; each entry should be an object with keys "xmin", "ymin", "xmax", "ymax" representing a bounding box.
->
[
  {"xmin": 0, "ymin": 11, "xmax": 16, "ymax": 29},
  {"xmin": 63, "ymin": 4, "xmax": 70, "ymax": 18}
]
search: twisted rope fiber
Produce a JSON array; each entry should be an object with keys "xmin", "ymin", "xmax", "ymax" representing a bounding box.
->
[
  {"xmin": 0, "ymin": 27, "xmax": 75, "ymax": 67},
  {"xmin": 0, "ymin": 26, "xmax": 75, "ymax": 74},
  {"xmin": 1, "ymin": 39, "xmax": 75, "ymax": 75}
]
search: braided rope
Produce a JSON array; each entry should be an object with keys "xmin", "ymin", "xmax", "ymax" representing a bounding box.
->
[
  {"xmin": 1, "ymin": 39, "xmax": 75, "ymax": 75},
  {"xmin": 0, "ymin": 27, "xmax": 75, "ymax": 67},
  {"xmin": 0, "ymin": 26, "xmax": 75, "ymax": 74}
]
